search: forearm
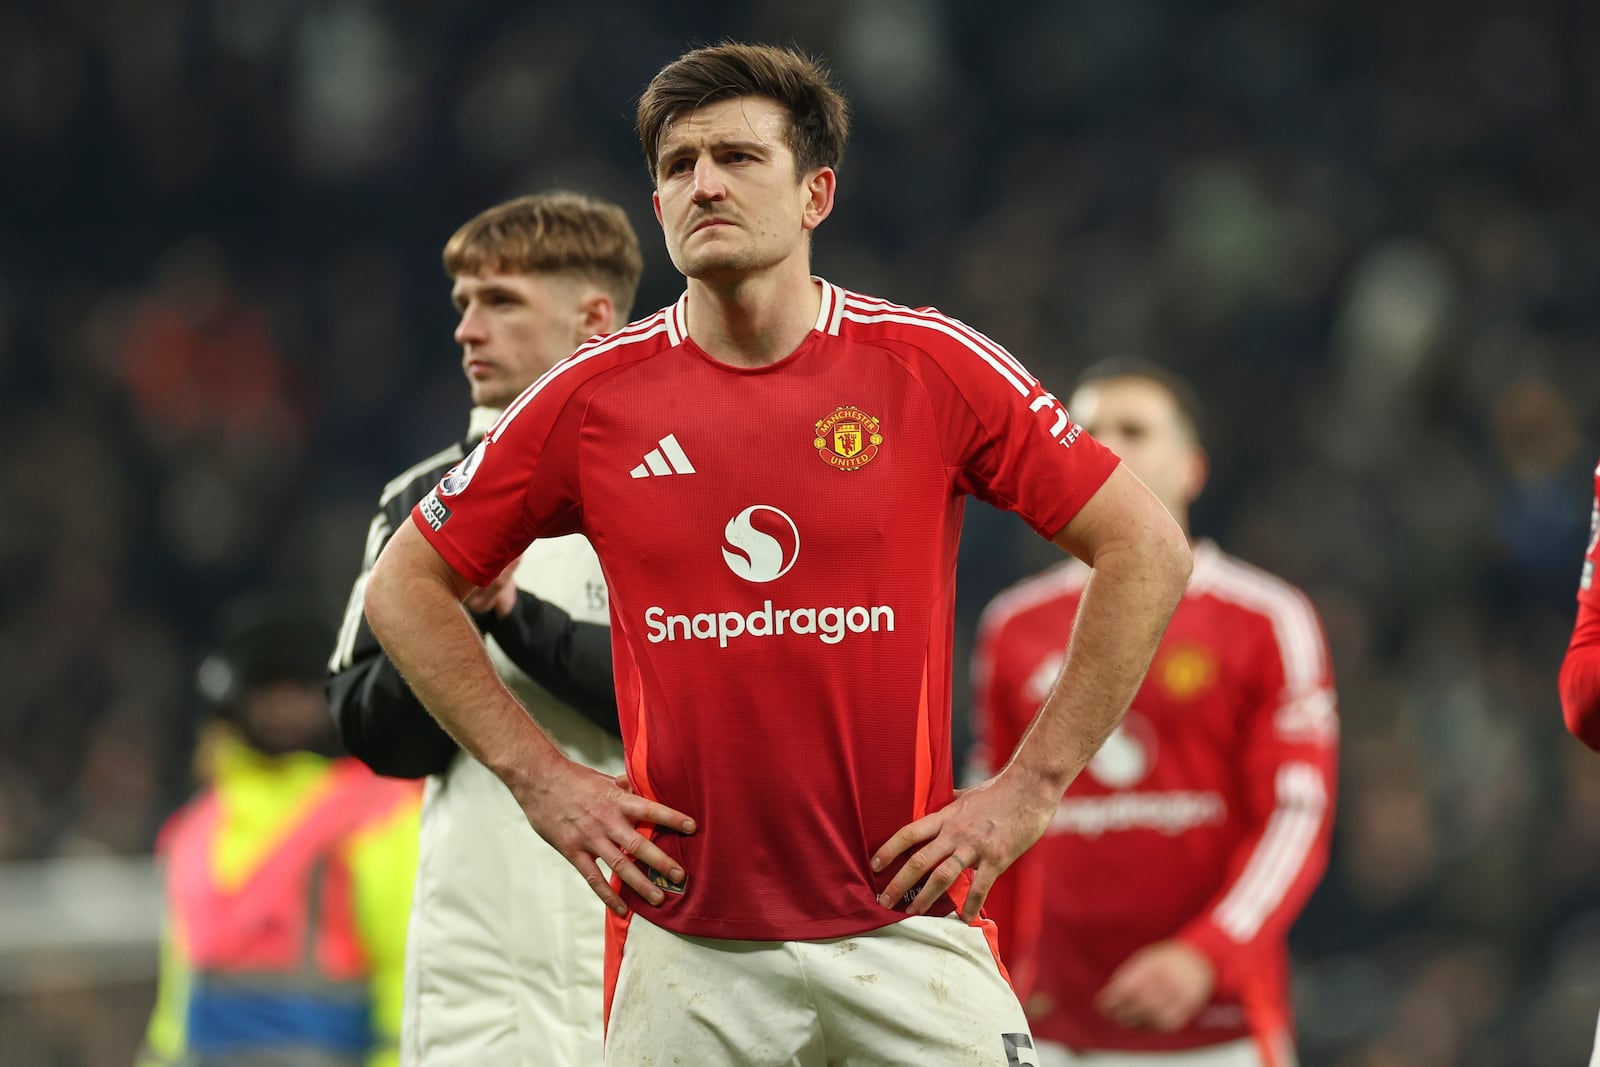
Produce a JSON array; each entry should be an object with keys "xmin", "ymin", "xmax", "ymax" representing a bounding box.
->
[
  {"xmin": 364, "ymin": 526, "xmax": 563, "ymax": 793},
  {"xmin": 1010, "ymin": 530, "xmax": 1189, "ymax": 794}
]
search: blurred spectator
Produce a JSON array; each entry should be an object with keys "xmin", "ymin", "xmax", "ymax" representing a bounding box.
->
[{"xmin": 139, "ymin": 594, "xmax": 419, "ymax": 1067}]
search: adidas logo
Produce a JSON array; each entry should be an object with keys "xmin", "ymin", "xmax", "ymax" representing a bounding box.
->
[{"xmin": 630, "ymin": 434, "xmax": 697, "ymax": 479}]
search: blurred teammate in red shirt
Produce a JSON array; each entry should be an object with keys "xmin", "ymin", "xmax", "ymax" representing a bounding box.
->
[
  {"xmin": 1559, "ymin": 457, "xmax": 1600, "ymax": 1067},
  {"xmin": 973, "ymin": 361, "xmax": 1339, "ymax": 1067},
  {"xmin": 1560, "ymin": 458, "xmax": 1600, "ymax": 752}
]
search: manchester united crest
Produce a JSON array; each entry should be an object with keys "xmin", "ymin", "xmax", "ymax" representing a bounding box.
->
[
  {"xmin": 813, "ymin": 406, "xmax": 883, "ymax": 472},
  {"xmin": 1158, "ymin": 644, "xmax": 1218, "ymax": 701}
]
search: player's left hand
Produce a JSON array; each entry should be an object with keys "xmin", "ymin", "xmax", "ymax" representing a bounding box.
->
[
  {"xmin": 870, "ymin": 770, "xmax": 1057, "ymax": 922},
  {"xmin": 1095, "ymin": 939, "xmax": 1216, "ymax": 1033}
]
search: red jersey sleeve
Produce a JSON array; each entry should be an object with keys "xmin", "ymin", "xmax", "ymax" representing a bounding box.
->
[
  {"xmin": 1563, "ymin": 599, "xmax": 1600, "ymax": 751},
  {"xmin": 1177, "ymin": 591, "xmax": 1338, "ymax": 997},
  {"xmin": 903, "ymin": 311, "xmax": 1119, "ymax": 538},
  {"xmin": 1580, "ymin": 459, "xmax": 1600, "ymax": 611},
  {"xmin": 409, "ymin": 364, "xmax": 590, "ymax": 587}
]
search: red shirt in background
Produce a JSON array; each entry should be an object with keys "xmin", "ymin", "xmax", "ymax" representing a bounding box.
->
[
  {"xmin": 1561, "ymin": 458, "xmax": 1600, "ymax": 751},
  {"xmin": 972, "ymin": 541, "xmax": 1338, "ymax": 1057}
]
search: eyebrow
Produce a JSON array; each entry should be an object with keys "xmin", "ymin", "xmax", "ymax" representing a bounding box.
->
[
  {"xmin": 452, "ymin": 284, "xmax": 521, "ymax": 308},
  {"xmin": 656, "ymin": 138, "xmax": 770, "ymax": 168}
]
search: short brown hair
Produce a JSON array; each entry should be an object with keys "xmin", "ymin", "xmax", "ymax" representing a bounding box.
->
[
  {"xmin": 1076, "ymin": 358, "xmax": 1205, "ymax": 444},
  {"xmin": 636, "ymin": 42, "xmax": 851, "ymax": 181},
  {"xmin": 442, "ymin": 191, "xmax": 644, "ymax": 320}
]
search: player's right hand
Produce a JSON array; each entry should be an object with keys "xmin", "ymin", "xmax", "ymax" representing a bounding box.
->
[
  {"xmin": 509, "ymin": 758, "xmax": 697, "ymax": 915},
  {"xmin": 462, "ymin": 556, "xmax": 520, "ymax": 618}
]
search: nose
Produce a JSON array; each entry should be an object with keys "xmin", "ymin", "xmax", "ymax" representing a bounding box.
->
[
  {"xmin": 691, "ymin": 156, "xmax": 726, "ymax": 204},
  {"xmin": 455, "ymin": 304, "xmax": 486, "ymax": 347}
]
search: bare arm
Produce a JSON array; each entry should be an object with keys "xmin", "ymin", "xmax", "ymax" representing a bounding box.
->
[
  {"xmin": 364, "ymin": 520, "xmax": 695, "ymax": 913},
  {"xmin": 1010, "ymin": 462, "xmax": 1193, "ymax": 794},
  {"xmin": 874, "ymin": 463, "xmax": 1191, "ymax": 920}
]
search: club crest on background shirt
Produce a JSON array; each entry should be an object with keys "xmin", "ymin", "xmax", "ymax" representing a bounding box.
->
[
  {"xmin": 1157, "ymin": 644, "xmax": 1219, "ymax": 701},
  {"xmin": 813, "ymin": 406, "xmax": 883, "ymax": 471}
]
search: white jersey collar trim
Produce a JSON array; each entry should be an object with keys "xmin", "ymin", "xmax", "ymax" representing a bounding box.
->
[{"xmin": 467, "ymin": 405, "xmax": 502, "ymax": 440}]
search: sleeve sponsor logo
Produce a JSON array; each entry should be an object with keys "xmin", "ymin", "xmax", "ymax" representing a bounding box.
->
[
  {"xmin": 438, "ymin": 440, "xmax": 487, "ymax": 497},
  {"xmin": 1274, "ymin": 688, "xmax": 1339, "ymax": 744},
  {"xmin": 813, "ymin": 405, "xmax": 883, "ymax": 471},
  {"xmin": 419, "ymin": 490, "xmax": 451, "ymax": 531},
  {"xmin": 1027, "ymin": 390, "xmax": 1084, "ymax": 447},
  {"xmin": 1584, "ymin": 498, "xmax": 1598, "ymax": 591}
]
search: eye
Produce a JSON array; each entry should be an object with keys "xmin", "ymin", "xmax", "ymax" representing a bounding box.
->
[{"xmin": 665, "ymin": 156, "xmax": 693, "ymax": 175}]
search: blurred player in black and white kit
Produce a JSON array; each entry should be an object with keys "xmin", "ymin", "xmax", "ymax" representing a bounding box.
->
[{"xmin": 327, "ymin": 192, "xmax": 643, "ymax": 1066}]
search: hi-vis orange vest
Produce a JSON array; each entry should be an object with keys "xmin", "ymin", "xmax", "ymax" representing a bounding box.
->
[{"xmin": 157, "ymin": 753, "xmax": 419, "ymax": 1066}]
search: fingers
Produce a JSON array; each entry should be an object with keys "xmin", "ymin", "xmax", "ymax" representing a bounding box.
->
[
  {"xmin": 877, "ymin": 836, "xmax": 969, "ymax": 915},
  {"xmin": 870, "ymin": 813, "xmax": 941, "ymax": 877},
  {"xmin": 575, "ymin": 851, "xmax": 629, "ymax": 915},
  {"xmin": 958, "ymin": 863, "xmax": 998, "ymax": 923},
  {"xmin": 1096, "ymin": 966, "xmax": 1183, "ymax": 1033},
  {"xmin": 619, "ymin": 792, "xmax": 697, "ymax": 836},
  {"xmin": 904, "ymin": 850, "xmax": 975, "ymax": 917}
]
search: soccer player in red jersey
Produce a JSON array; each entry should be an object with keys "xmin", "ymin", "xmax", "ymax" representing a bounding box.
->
[
  {"xmin": 971, "ymin": 361, "xmax": 1339, "ymax": 1067},
  {"xmin": 1561, "ymin": 458, "xmax": 1600, "ymax": 752},
  {"xmin": 364, "ymin": 43, "xmax": 1191, "ymax": 1063}
]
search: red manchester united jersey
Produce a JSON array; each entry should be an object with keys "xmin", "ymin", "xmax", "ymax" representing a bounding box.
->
[
  {"xmin": 972, "ymin": 541, "xmax": 1337, "ymax": 1056},
  {"xmin": 412, "ymin": 280, "xmax": 1118, "ymax": 941}
]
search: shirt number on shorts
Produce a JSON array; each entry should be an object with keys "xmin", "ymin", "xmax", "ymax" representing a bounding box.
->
[{"xmin": 1002, "ymin": 1033, "xmax": 1037, "ymax": 1066}]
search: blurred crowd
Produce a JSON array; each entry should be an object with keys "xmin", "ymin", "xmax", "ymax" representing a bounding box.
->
[{"xmin": 3, "ymin": 0, "xmax": 1598, "ymax": 1064}]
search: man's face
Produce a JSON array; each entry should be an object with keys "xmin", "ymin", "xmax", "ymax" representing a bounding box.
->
[
  {"xmin": 651, "ymin": 96, "xmax": 829, "ymax": 284},
  {"xmin": 452, "ymin": 271, "xmax": 594, "ymax": 409},
  {"xmin": 1069, "ymin": 377, "xmax": 1206, "ymax": 518}
]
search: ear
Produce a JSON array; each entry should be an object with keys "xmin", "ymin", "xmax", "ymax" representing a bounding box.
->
[
  {"xmin": 574, "ymin": 290, "xmax": 616, "ymax": 342},
  {"xmin": 800, "ymin": 167, "xmax": 836, "ymax": 233},
  {"xmin": 652, "ymin": 191, "xmax": 664, "ymax": 227}
]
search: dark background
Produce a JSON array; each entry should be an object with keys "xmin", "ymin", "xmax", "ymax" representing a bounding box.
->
[{"xmin": 3, "ymin": 1, "xmax": 1599, "ymax": 1063}]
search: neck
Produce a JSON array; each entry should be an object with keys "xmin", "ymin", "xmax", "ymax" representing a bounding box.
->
[{"xmin": 684, "ymin": 261, "xmax": 821, "ymax": 368}]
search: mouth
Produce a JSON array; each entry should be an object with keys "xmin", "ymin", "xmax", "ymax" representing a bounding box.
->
[
  {"xmin": 465, "ymin": 360, "xmax": 496, "ymax": 379},
  {"xmin": 691, "ymin": 218, "xmax": 732, "ymax": 235}
]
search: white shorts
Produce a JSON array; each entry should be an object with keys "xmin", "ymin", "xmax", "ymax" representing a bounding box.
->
[
  {"xmin": 605, "ymin": 914, "xmax": 1034, "ymax": 1065},
  {"xmin": 1033, "ymin": 1037, "xmax": 1282, "ymax": 1067}
]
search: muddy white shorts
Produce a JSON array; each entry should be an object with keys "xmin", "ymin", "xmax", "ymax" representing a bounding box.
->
[{"xmin": 605, "ymin": 913, "xmax": 1034, "ymax": 1065}]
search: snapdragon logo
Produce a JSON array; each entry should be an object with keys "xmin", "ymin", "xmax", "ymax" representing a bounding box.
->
[
  {"xmin": 644, "ymin": 601, "xmax": 896, "ymax": 648},
  {"xmin": 643, "ymin": 503, "xmax": 895, "ymax": 649},
  {"xmin": 721, "ymin": 505, "xmax": 799, "ymax": 583}
]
